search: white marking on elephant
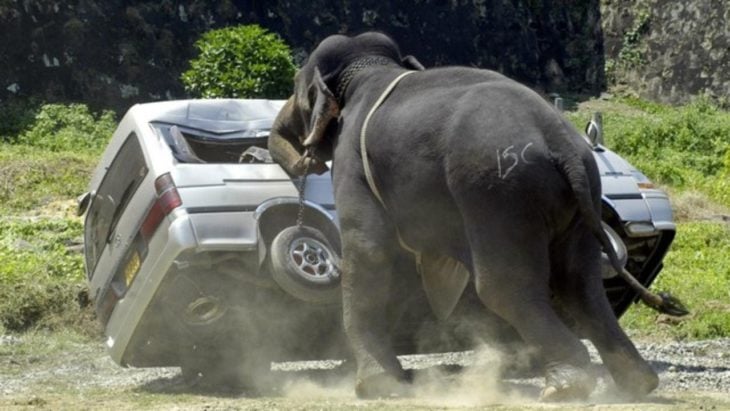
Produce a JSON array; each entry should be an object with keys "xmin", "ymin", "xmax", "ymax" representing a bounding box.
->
[
  {"xmin": 521, "ymin": 142, "xmax": 535, "ymax": 164},
  {"xmin": 497, "ymin": 145, "xmax": 518, "ymax": 179},
  {"xmin": 497, "ymin": 143, "xmax": 534, "ymax": 179}
]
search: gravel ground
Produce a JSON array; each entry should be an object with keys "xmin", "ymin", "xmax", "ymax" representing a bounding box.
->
[{"xmin": 1, "ymin": 334, "xmax": 728, "ymax": 410}]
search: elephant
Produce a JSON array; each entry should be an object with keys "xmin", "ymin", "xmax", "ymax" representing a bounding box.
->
[{"xmin": 268, "ymin": 32, "xmax": 685, "ymax": 401}]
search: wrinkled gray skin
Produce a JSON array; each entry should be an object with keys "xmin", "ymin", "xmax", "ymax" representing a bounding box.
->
[{"xmin": 268, "ymin": 32, "xmax": 658, "ymax": 401}]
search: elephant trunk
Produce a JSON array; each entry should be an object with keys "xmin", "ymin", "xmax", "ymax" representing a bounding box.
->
[
  {"xmin": 269, "ymin": 97, "xmax": 305, "ymax": 175},
  {"xmin": 268, "ymin": 97, "xmax": 329, "ymax": 176}
]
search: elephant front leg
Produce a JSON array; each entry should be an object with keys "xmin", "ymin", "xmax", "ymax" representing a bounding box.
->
[{"xmin": 340, "ymin": 224, "xmax": 411, "ymax": 398}]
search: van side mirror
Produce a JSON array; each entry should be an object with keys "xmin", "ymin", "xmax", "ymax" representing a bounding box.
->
[
  {"xmin": 77, "ymin": 191, "xmax": 92, "ymax": 216},
  {"xmin": 585, "ymin": 112, "xmax": 604, "ymax": 147}
]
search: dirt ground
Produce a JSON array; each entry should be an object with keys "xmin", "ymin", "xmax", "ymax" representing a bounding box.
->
[{"xmin": 1, "ymin": 333, "xmax": 729, "ymax": 410}]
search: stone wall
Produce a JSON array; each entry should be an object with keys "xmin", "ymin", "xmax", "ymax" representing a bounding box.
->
[
  {"xmin": 601, "ymin": 0, "xmax": 728, "ymax": 105},
  {"xmin": 0, "ymin": 1, "xmax": 247, "ymax": 113},
  {"xmin": 0, "ymin": 0, "xmax": 605, "ymax": 114}
]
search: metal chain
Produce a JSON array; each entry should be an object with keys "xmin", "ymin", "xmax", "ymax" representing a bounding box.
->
[{"xmin": 296, "ymin": 148, "xmax": 315, "ymax": 229}]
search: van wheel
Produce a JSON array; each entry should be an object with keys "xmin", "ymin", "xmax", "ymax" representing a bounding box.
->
[{"xmin": 269, "ymin": 226, "xmax": 341, "ymax": 304}]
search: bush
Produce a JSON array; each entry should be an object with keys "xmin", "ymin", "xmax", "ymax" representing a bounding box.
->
[
  {"xmin": 18, "ymin": 103, "xmax": 116, "ymax": 152},
  {"xmin": 181, "ymin": 24, "xmax": 296, "ymax": 99},
  {"xmin": 0, "ymin": 99, "xmax": 40, "ymax": 142}
]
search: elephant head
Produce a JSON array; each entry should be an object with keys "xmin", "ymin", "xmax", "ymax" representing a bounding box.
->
[{"xmin": 268, "ymin": 32, "xmax": 424, "ymax": 176}]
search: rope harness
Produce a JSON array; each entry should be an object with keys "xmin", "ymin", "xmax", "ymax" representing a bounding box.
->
[{"xmin": 359, "ymin": 71, "xmax": 419, "ymax": 255}]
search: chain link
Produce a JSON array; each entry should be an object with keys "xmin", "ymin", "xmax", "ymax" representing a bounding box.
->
[{"xmin": 296, "ymin": 148, "xmax": 315, "ymax": 229}]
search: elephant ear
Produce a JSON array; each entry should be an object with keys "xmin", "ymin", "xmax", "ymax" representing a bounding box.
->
[
  {"xmin": 303, "ymin": 67, "xmax": 340, "ymax": 148},
  {"xmin": 402, "ymin": 55, "xmax": 425, "ymax": 71}
]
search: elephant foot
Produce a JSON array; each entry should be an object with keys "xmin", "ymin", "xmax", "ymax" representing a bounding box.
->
[
  {"xmin": 612, "ymin": 362, "xmax": 659, "ymax": 399},
  {"xmin": 539, "ymin": 363, "xmax": 595, "ymax": 402},
  {"xmin": 355, "ymin": 370, "xmax": 413, "ymax": 399}
]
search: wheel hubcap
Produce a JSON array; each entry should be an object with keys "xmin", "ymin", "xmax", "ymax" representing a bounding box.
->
[{"xmin": 289, "ymin": 237, "xmax": 339, "ymax": 283}]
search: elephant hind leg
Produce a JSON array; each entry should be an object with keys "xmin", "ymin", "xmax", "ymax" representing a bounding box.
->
[
  {"xmin": 552, "ymin": 225, "xmax": 658, "ymax": 399},
  {"xmin": 462, "ymin": 214, "xmax": 595, "ymax": 400}
]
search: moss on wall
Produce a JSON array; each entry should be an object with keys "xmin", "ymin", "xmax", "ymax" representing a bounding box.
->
[{"xmin": 602, "ymin": 0, "xmax": 728, "ymax": 105}]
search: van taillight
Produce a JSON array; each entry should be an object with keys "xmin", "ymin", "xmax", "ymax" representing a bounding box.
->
[
  {"xmin": 154, "ymin": 173, "xmax": 183, "ymax": 213},
  {"xmin": 140, "ymin": 173, "xmax": 182, "ymax": 242}
]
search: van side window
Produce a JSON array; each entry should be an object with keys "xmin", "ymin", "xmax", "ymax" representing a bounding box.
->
[{"xmin": 84, "ymin": 133, "xmax": 148, "ymax": 277}]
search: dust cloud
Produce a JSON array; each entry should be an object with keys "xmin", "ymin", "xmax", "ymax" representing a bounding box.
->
[
  {"xmin": 273, "ymin": 344, "xmax": 540, "ymax": 407},
  {"xmin": 408, "ymin": 345, "xmax": 536, "ymax": 407}
]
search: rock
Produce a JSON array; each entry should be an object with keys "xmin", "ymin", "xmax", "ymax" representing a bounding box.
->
[
  {"xmin": 12, "ymin": 239, "xmax": 34, "ymax": 251},
  {"xmin": 0, "ymin": 335, "xmax": 22, "ymax": 346}
]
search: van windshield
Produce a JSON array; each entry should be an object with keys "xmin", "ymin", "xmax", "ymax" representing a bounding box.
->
[
  {"xmin": 84, "ymin": 134, "xmax": 148, "ymax": 277},
  {"xmin": 150, "ymin": 123, "xmax": 272, "ymax": 164}
]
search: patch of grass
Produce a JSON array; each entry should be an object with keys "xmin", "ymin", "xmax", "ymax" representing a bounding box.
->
[
  {"xmin": 0, "ymin": 217, "xmax": 93, "ymax": 333},
  {"xmin": 621, "ymin": 221, "xmax": 730, "ymax": 339},
  {"xmin": 0, "ymin": 328, "xmax": 94, "ymax": 361},
  {"xmin": 668, "ymin": 190, "xmax": 730, "ymax": 222},
  {"xmin": 0, "ymin": 144, "xmax": 98, "ymax": 214}
]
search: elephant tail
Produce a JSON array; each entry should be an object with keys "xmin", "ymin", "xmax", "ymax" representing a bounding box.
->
[{"xmin": 557, "ymin": 149, "xmax": 689, "ymax": 317}]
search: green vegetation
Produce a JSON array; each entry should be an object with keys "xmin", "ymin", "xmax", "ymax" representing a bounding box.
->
[
  {"xmin": 0, "ymin": 215, "xmax": 93, "ymax": 334},
  {"xmin": 567, "ymin": 95, "xmax": 730, "ymax": 340},
  {"xmin": 16, "ymin": 103, "xmax": 116, "ymax": 151},
  {"xmin": 0, "ymin": 145, "xmax": 98, "ymax": 213},
  {"xmin": 0, "ymin": 103, "xmax": 108, "ymax": 333},
  {"xmin": 0, "ymin": 103, "xmax": 110, "ymax": 213},
  {"xmin": 0, "ymin": 98, "xmax": 40, "ymax": 141},
  {"xmin": 181, "ymin": 24, "xmax": 296, "ymax": 99},
  {"xmin": 621, "ymin": 221, "xmax": 730, "ymax": 340}
]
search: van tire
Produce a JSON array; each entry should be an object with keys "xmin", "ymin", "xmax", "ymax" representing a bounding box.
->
[{"xmin": 269, "ymin": 226, "xmax": 341, "ymax": 304}]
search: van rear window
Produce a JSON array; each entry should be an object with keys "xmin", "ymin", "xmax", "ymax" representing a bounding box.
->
[{"xmin": 85, "ymin": 134, "xmax": 148, "ymax": 277}]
